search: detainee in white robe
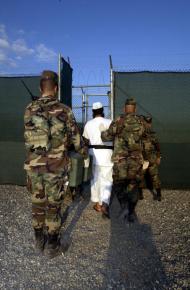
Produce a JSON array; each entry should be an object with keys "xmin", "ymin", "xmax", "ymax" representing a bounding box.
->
[{"xmin": 83, "ymin": 103, "xmax": 113, "ymax": 208}]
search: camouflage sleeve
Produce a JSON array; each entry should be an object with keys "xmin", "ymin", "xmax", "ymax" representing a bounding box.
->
[
  {"xmin": 83, "ymin": 136, "xmax": 90, "ymax": 147},
  {"xmin": 24, "ymin": 107, "xmax": 30, "ymax": 125},
  {"xmin": 152, "ymin": 133, "xmax": 161, "ymax": 157},
  {"xmin": 101, "ymin": 119, "xmax": 119, "ymax": 141},
  {"xmin": 67, "ymin": 109, "xmax": 88, "ymax": 158},
  {"xmin": 24, "ymin": 103, "xmax": 33, "ymax": 127},
  {"xmin": 82, "ymin": 124, "xmax": 90, "ymax": 146},
  {"xmin": 24, "ymin": 104, "xmax": 33, "ymax": 151}
]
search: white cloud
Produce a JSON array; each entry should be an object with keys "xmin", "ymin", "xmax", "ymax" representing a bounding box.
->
[
  {"xmin": 17, "ymin": 29, "xmax": 25, "ymax": 35},
  {"xmin": 0, "ymin": 50, "xmax": 6, "ymax": 62},
  {"xmin": 12, "ymin": 39, "xmax": 34, "ymax": 55},
  {"xmin": 8, "ymin": 58, "xmax": 17, "ymax": 67},
  {"xmin": 0, "ymin": 24, "xmax": 7, "ymax": 39},
  {"xmin": 0, "ymin": 38, "xmax": 10, "ymax": 49},
  {"xmin": 0, "ymin": 24, "xmax": 9, "ymax": 49},
  {"xmin": 0, "ymin": 24, "xmax": 58, "ymax": 69},
  {"xmin": 15, "ymin": 56, "xmax": 22, "ymax": 60},
  {"xmin": 0, "ymin": 50, "xmax": 17, "ymax": 67},
  {"xmin": 35, "ymin": 44, "xmax": 57, "ymax": 62}
]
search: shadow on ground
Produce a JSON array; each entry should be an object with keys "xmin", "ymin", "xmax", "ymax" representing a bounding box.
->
[
  {"xmin": 102, "ymin": 197, "xmax": 170, "ymax": 289},
  {"xmin": 0, "ymin": 186, "xmax": 189, "ymax": 289},
  {"xmin": 60, "ymin": 184, "xmax": 90, "ymax": 252}
]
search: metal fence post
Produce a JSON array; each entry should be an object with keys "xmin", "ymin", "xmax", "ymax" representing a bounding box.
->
[
  {"xmin": 58, "ymin": 53, "xmax": 61, "ymax": 101},
  {"xmin": 82, "ymin": 89, "xmax": 86, "ymax": 125},
  {"xmin": 72, "ymin": 83, "xmax": 112, "ymax": 125},
  {"xmin": 109, "ymin": 55, "xmax": 114, "ymax": 120},
  {"xmin": 85, "ymin": 94, "xmax": 89, "ymax": 123},
  {"xmin": 110, "ymin": 69, "xmax": 114, "ymax": 120}
]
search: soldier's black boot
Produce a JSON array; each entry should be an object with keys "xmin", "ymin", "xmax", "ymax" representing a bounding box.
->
[
  {"xmin": 152, "ymin": 189, "xmax": 158, "ymax": 201},
  {"xmin": 128, "ymin": 212, "xmax": 135, "ymax": 222},
  {"xmin": 127, "ymin": 202, "xmax": 137, "ymax": 223},
  {"xmin": 139, "ymin": 188, "xmax": 144, "ymax": 200},
  {"xmin": 44, "ymin": 233, "xmax": 61, "ymax": 258},
  {"xmin": 101, "ymin": 202, "xmax": 110, "ymax": 219},
  {"xmin": 34, "ymin": 229, "xmax": 46, "ymax": 252},
  {"xmin": 156, "ymin": 188, "xmax": 162, "ymax": 201}
]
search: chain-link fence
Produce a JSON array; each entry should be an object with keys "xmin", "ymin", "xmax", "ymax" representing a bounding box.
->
[
  {"xmin": 72, "ymin": 94, "xmax": 83, "ymax": 123},
  {"xmin": 85, "ymin": 94, "xmax": 111, "ymax": 121},
  {"xmin": 72, "ymin": 86, "xmax": 111, "ymax": 127}
]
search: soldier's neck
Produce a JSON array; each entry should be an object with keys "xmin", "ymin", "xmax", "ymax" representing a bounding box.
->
[
  {"xmin": 126, "ymin": 112, "xmax": 135, "ymax": 115},
  {"xmin": 41, "ymin": 92, "xmax": 57, "ymax": 98}
]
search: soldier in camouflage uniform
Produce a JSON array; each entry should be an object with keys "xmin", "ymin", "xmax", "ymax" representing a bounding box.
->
[
  {"xmin": 101, "ymin": 98, "xmax": 144, "ymax": 222},
  {"xmin": 139, "ymin": 116, "xmax": 162, "ymax": 201},
  {"xmin": 24, "ymin": 70, "xmax": 88, "ymax": 257}
]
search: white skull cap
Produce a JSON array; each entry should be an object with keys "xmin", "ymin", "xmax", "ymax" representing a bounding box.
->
[{"xmin": 92, "ymin": 102, "xmax": 103, "ymax": 110}]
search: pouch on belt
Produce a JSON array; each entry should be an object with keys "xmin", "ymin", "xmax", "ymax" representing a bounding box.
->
[
  {"xmin": 69, "ymin": 152, "xmax": 84, "ymax": 187},
  {"xmin": 69, "ymin": 152, "xmax": 93, "ymax": 187},
  {"xmin": 83, "ymin": 155, "xmax": 93, "ymax": 183}
]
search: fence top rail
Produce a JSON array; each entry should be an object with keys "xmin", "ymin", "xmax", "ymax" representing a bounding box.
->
[
  {"xmin": 0, "ymin": 74, "xmax": 40, "ymax": 78},
  {"xmin": 112, "ymin": 69, "xmax": 190, "ymax": 74},
  {"xmin": 86, "ymin": 94, "xmax": 109, "ymax": 97},
  {"xmin": 72, "ymin": 84, "xmax": 110, "ymax": 88},
  {"xmin": 86, "ymin": 105, "xmax": 109, "ymax": 108}
]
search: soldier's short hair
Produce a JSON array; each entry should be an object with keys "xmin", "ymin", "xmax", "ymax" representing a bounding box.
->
[
  {"xmin": 125, "ymin": 98, "xmax": 136, "ymax": 106},
  {"xmin": 40, "ymin": 70, "xmax": 58, "ymax": 91}
]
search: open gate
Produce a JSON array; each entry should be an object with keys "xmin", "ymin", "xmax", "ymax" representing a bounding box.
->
[{"xmin": 72, "ymin": 84, "xmax": 112, "ymax": 127}]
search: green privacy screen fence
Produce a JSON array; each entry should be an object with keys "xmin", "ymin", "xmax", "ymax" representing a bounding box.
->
[
  {"xmin": 0, "ymin": 58, "xmax": 72, "ymax": 185},
  {"xmin": 113, "ymin": 71, "xmax": 190, "ymax": 188},
  {"xmin": 0, "ymin": 76, "xmax": 40, "ymax": 185},
  {"xmin": 1, "ymin": 69, "xmax": 189, "ymax": 188}
]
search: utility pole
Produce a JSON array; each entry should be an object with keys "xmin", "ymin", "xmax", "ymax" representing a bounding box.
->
[{"xmin": 58, "ymin": 53, "xmax": 61, "ymax": 101}]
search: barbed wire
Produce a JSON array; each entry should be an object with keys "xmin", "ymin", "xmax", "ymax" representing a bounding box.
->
[
  {"xmin": 0, "ymin": 73, "xmax": 40, "ymax": 77},
  {"xmin": 113, "ymin": 67, "xmax": 190, "ymax": 73}
]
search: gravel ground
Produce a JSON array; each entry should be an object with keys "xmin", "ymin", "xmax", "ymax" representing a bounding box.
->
[{"xmin": 0, "ymin": 185, "xmax": 189, "ymax": 290}]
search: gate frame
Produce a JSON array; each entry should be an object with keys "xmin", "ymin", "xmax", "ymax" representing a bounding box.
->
[
  {"xmin": 72, "ymin": 84, "xmax": 111, "ymax": 125},
  {"xmin": 71, "ymin": 55, "xmax": 115, "ymax": 125}
]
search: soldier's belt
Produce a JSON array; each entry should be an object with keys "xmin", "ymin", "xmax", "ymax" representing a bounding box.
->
[{"xmin": 89, "ymin": 145, "xmax": 114, "ymax": 150}]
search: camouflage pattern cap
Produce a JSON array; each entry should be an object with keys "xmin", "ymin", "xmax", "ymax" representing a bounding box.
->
[
  {"xmin": 125, "ymin": 98, "xmax": 136, "ymax": 106},
  {"xmin": 41, "ymin": 70, "xmax": 58, "ymax": 84}
]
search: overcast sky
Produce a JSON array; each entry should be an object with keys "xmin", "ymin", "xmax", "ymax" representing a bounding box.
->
[{"xmin": 0, "ymin": 0, "xmax": 190, "ymax": 84}]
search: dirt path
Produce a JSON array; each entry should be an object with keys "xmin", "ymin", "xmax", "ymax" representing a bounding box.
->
[{"xmin": 0, "ymin": 185, "xmax": 189, "ymax": 289}]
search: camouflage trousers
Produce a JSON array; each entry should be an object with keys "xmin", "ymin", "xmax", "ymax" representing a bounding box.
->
[
  {"xmin": 112, "ymin": 152, "xmax": 143, "ymax": 183},
  {"xmin": 111, "ymin": 153, "xmax": 143, "ymax": 210},
  {"xmin": 27, "ymin": 170, "xmax": 68, "ymax": 235},
  {"xmin": 140, "ymin": 157, "xmax": 161, "ymax": 189}
]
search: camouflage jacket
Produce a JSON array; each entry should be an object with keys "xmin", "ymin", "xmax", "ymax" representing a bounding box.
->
[
  {"xmin": 101, "ymin": 113, "xmax": 144, "ymax": 163},
  {"xmin": 142, "ymin": 129, "xmax": 161, "ymax": 160},
  {"xmin": 24, "ymin": 95, "xmax": 88, "ymax": 173}
]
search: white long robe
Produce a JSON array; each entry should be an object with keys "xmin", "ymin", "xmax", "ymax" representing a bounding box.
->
[{"xmin": 83, "ymin": 117, "xmax": 113, "ymax": 205}]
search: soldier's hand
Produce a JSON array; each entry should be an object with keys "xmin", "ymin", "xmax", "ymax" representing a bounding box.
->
[
  {"xmin": 84, "ymin": 157, "xmax": 90, "ymax": 168},
  {"xmin": 143, "ymin": 160, "xmax": 149, "ymax": 170},
  {"xmin": 99, "ymin": 123, "xmax": 106, "ymax": 132},
  {"xmin": 156, "ymin": 157, "xmax": 161, "ymax": 165}
]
